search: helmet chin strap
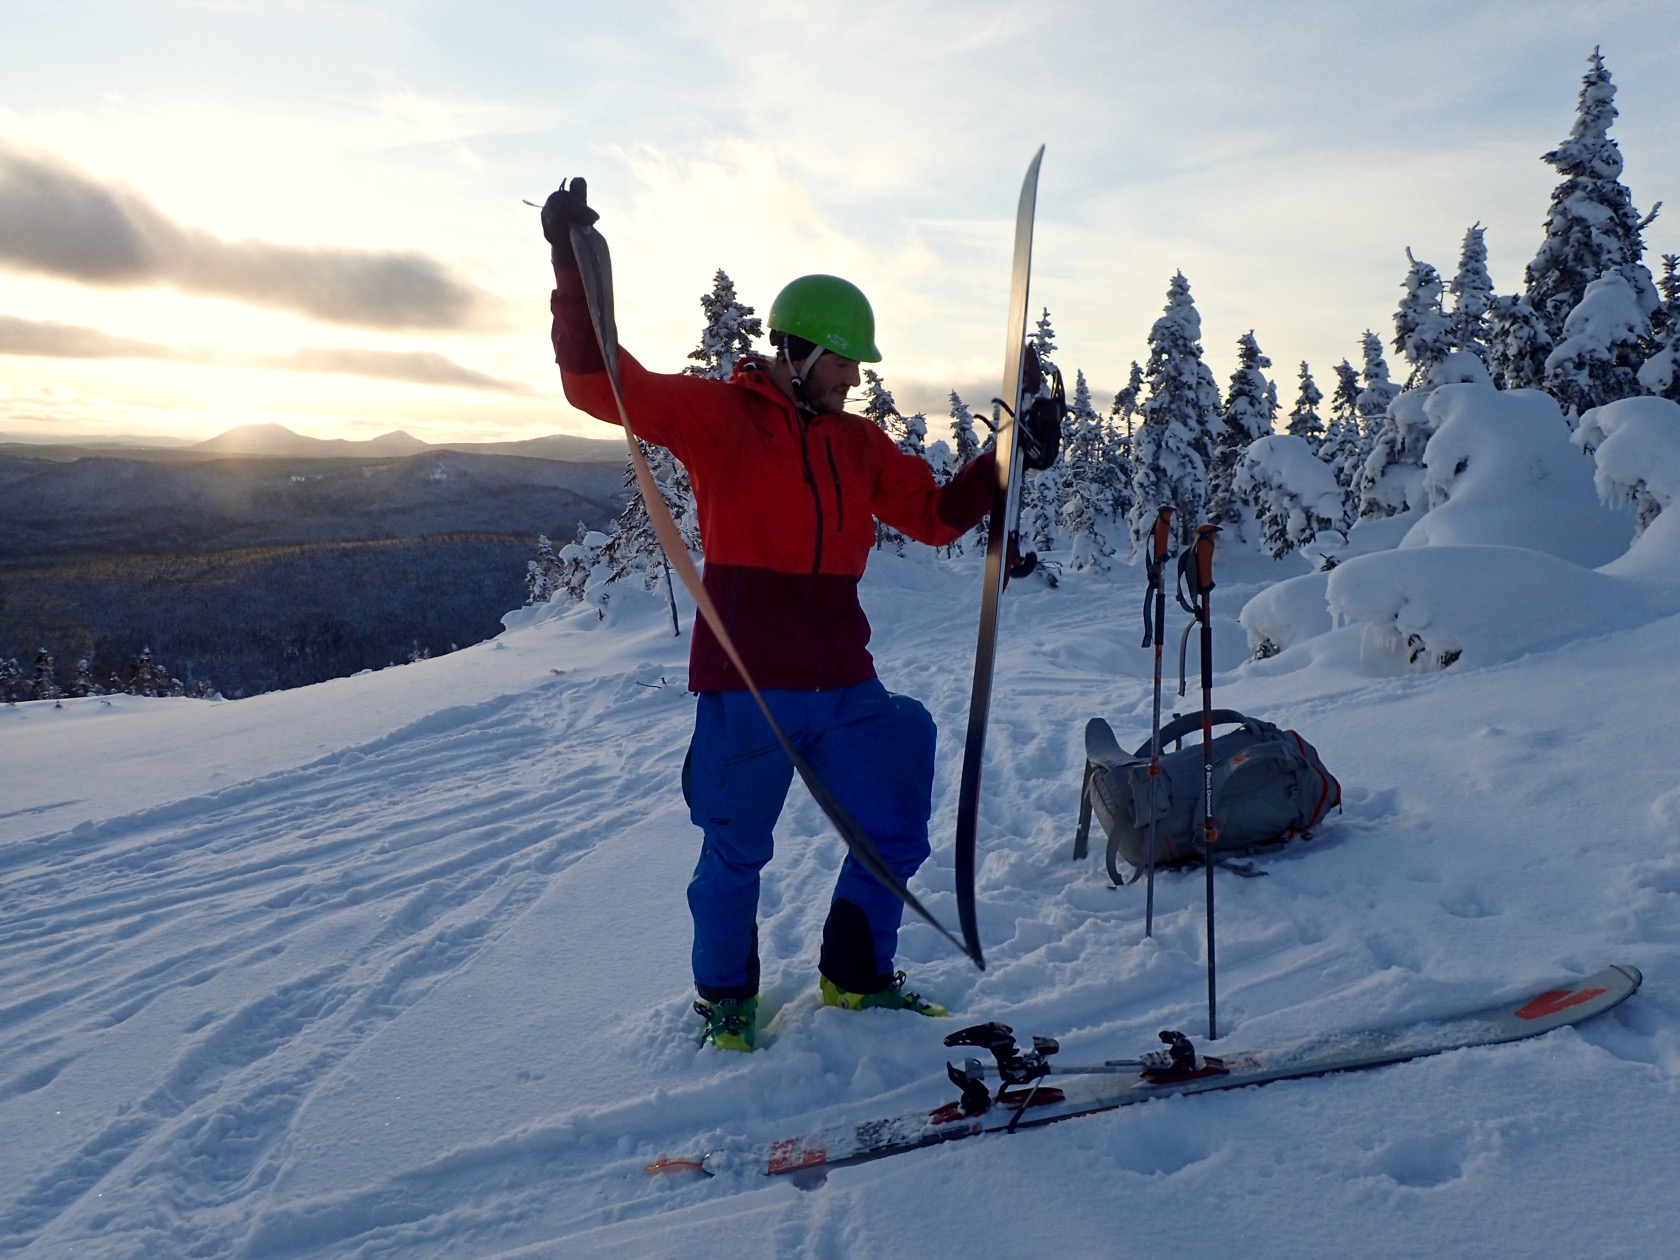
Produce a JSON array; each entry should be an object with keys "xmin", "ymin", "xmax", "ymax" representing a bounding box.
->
[{"xmin": 783, "ymin": 341, "xmax": 827, "ymax": 416}]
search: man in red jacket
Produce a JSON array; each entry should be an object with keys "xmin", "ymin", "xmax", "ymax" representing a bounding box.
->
[{"xmin": 544, "ymin": 180, "xmax": 1052, "ymax": 1050}]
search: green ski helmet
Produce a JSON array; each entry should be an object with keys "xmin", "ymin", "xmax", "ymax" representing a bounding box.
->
[{"xmin": 767, "ymin": 274, "xmax": 881, "ymax": 363}]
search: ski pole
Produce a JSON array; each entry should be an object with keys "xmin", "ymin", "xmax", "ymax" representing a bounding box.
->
[
  {"xmin": 1190, "ymin": 525, "xmax": 1221, "ymax": 1039},
  {"xmin": 1140, "ymin": 505, "xmax": 1173, "ymax": 936}
]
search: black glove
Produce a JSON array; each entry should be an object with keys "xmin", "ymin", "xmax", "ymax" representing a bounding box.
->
[
  {"xmin": 542, "ymin": 178, "xmax": 600, "ymax": 271},
  {"xmin": 1018, "ymin": 345, "xmax": 1064, "ymax": 471}
]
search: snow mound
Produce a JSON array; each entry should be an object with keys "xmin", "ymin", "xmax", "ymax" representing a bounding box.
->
[
  {"xmin": 1239, "ymin": 570, "xmax": 1332, "ymax": 659},
  {"xmin": 1401, "ymin": 383, "xmax": 1632, "ymax": 565},
  {"xmin": 1577, "ymin": 395, "xmax": 1680, "ymax": 588},
  {"xmin": 1425, "ymin": 351, "xmax": 1492, "ymax": 388},
  {"xmin": 1326, "ymin": 544, "xmax": 1657, "ymax": 670}
]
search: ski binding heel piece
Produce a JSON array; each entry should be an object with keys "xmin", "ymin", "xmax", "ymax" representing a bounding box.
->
[{"xmin": 1138, "ymin": 1029, "xmax": 1228, "ymax": 1082}]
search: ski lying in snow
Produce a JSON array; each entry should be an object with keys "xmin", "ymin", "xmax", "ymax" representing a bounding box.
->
[
  {"xmin": 756, "ymin": 964, "xmax": 1640, "ymax": 1176},
  {"xmin": 953, "ymin": 145, "xmax": 1044, "ymax": 970}
]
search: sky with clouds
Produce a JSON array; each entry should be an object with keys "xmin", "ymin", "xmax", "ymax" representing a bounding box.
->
[{"xmin": 3, "ymin": 0, "xmax": 1680, "ymax": 445}]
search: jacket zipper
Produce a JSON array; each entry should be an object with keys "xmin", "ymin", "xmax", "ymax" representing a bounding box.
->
[
  {"xmin": 796, "ymin": 417, "xmax": 825, "ymax": 575},
  {"xmin": 825, "ymin": 439, "xmax": 844, "ymax": 533}
]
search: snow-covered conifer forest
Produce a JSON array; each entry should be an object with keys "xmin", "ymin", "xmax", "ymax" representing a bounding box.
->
[{"xmin": 5, "ymin": 48, "xmax": 1680, "ymax": 1260}]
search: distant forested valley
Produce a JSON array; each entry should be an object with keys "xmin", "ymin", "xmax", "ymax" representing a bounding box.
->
[{"xmin": 0, "ymin": 447, "xmax": 628, "ymax": 698}]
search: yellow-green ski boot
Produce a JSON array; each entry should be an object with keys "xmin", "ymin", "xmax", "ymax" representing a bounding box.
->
[
  {"xmin": 694, "ymin": 996, "xmax": 758, "ymax": 1051},
  {"xmin": 820, "ymin": 971, "xmax": 947, "ymax": 1017}
]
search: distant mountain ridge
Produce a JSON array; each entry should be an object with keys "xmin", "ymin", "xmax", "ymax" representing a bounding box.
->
[
  {"xmin": 191, "ymin": 426, "xmax": 430, "ymax": 456},
  {"xmin": 192, "ymin": 423, "xmax": 431, "ymax": 456}
]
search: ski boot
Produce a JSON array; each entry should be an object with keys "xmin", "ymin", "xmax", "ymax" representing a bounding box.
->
[
  {"xmin": 694, "ymin": 996, "xmax": 758, "ymax": 1052},
  {"xmin": 820, "ymin": 970, "xmax": 947, "ymax": 1017}
]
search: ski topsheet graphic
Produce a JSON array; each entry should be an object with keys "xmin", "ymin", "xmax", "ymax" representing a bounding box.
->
[
  {"xmin": 954, "ymin": 146, "xmax": 1045, "ymax": 970},
  {"xmin": 753, "ymin": 964, "xmax": 1639, "ymax": 1176}
]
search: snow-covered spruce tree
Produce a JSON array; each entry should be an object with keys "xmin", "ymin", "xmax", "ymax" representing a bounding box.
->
[
  {"xmin": 0, "ymin": 657, "xmax": 21, "ymax": 703},
  {"xmin": 896, "ymin": 410, "xmax": 928, "ymax": 459},
  {"xmin": 119, "ymin": 648, "xmax": 174, "ymax": 698},
  {"xmin": 1111, "ymin": 360, "xmax": 1143, "ymax": 445},
  {"xmin": 1068, "ymin": 368, "xmax": 1129, "ymax": 524},
  {"xmin": 861, "ymin": 368, "xmax": 901, "ymax": 435},
  {"xmin": 1209, "ymin": 331, "xmax": 1277, "ymax": 530},
  {"xmin": 1355, "ymin": 332, "xmax": 1399, "ymax": 432},
  {"xmin": 1638, "ymin": 256, "xmax": 1680, "ymax": 401},
  {"xmin": 1524, "ymin": 48, "xmax": 1660, "ymax": 342},
  {"xmin": 601, "ymin": 443, "xmax": 698, "ymax": 581},
  {"xmin": 1286, "ymin": 361, "xmax": 1326, "ymax": 450},
  {"xmin": 69, "ymin": 657, "xmax": 102, "ymax": 698},
  {"xmin": 1234, "ymin": 435, "xmax": 1346, "ymax": 560},
  {"xmin": 1544, "ymin": 270, "xmax": 1652, "ymax": 418},
  {"xmin": 555, "ymin": 523, "xmax": 606, "ymax": 602},
  {"xmin": 1448, "ymin": 224, "xmax": 1495, "ymax": 364},
  {"xmin": 1394, "ymin": 249, "xmax": 1453, "ymax": 388},
  {"xmin": 948, "ymin": 391, "xmax": 982, "ymax": 465},
  {"xmin": 1056, "ymin": 369, "xmax": 1114, "ymax": 569},
  {"xmin": 1322, "ymin": 359, "xmax": 1365, "ymax": 491},
  {"xmin": 1654, "ymin": 254, "xmax": 1680, "ymax": 340},
  {"xmin": 1097, "ymin": 372, "xmax": 1138, "ymax": 522},
  {"xmin": 1020, "ymin": 474, "xmax": 1057, "ymax": 556},
  {"xmin": 1354, "ymin": 333, "xmax": 1426, "ymax": 520},
  {"xmin": 683, "ymin": 269, "xmax": 764, "ymax": 381},
  {"xmin": 31, "ymin": 647, "xmax": 60, "ymax": 702},
  {"xmin": 524, "ymin": 534, "xmax": 564, "ymax": 605},
  {"xmin": 1128, "ymin": 272, "xmax": 1219, "ymax": 551},
  {"xmin": 1032, "ymin": 307, "xmax": 1057, "ymax": 364},
  {"xmin": 1060, "ymin": 483, "xmax": 1112, "ymax": 571},
  {"xmin": 1099, "ymin": 361, "xmax": 1143, "ymax": 521},
  {"xmin": 1061, "ymin": 369, "xmax": 1101, "ymax": 485},
  {"xmin": 1486, "ymin": 293, "xmax": 1554, "ymax": 390},
  {"xmin": 860, "ymin": 369, "xmax": 910, "ymax": 551}
]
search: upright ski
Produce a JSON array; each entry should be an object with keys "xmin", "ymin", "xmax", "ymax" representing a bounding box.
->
[{"xmin": 954, "ymin": 146, "xmax": 1045, "ymax": 969}]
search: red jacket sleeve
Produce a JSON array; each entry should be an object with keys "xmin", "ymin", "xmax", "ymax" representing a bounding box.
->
[
  {"xmin": 550, "ymin": 268, "xmax": 733, "ymax": 467},
  {"xmin": 869, "ymin": 432, "xmax": 997, "ymax": 547}
]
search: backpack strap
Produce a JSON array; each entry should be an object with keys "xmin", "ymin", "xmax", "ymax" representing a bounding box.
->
[
  {"xmin": 1131, "ymin": 709, "xmax": 1252, "ymax": 759},
  {"xmin": 1075, "ymin": 718, "xmax": 1136, "ymax": 861}
]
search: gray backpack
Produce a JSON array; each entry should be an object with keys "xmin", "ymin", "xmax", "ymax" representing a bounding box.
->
[{"xmin": 1073, "ymin": 709, "xmax": 1340, "ymax": 884}]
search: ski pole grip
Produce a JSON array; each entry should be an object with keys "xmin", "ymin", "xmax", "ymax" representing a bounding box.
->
[
  {"xmin": 1194, "ymin": 524, "xmax": 1218, "ymax": 592},
  {"xmin": 1151, "ymin": 506, "xmax": 1174, "ymax": 563}
]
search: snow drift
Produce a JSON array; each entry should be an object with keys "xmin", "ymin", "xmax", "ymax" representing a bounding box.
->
[{"xmin": 1325, "ymin": 544, "xmax": 1658, "ymax": 670}]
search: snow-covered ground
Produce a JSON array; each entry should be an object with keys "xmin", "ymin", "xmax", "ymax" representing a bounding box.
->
[{"xmin": 5, "ymin": 402, "xmax": 1680, "ymax": 1256}]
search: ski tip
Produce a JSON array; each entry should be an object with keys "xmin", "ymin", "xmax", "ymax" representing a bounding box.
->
[{"xmin": 1612, "ymin": 963, "xmax": 1644, "ymax": 989}]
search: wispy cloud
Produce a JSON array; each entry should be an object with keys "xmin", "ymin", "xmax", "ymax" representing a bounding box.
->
[
  {"xmin": 0, "ymin": 315, "xmax": 536, "ymax": 393},
  {"xmin": 263, "ymin": 347, "xmax": 533, "ymax": 393},
  {"xmin": 0, "ymin": 140, "xmax": 500, "ymax": 331}
]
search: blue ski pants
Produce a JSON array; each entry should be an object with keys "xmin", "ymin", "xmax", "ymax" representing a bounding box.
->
[{"xmin": 684, "ymin": 680, "xmax": 936, "ymax": 1000}]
